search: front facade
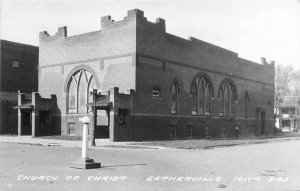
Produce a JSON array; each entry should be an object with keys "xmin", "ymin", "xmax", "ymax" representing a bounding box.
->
[
  {"xmin": 0, "ymin": 40, "xmax": 38, "ymax": 134},
  {"xmin": 16, "ymin": 9, "xmax": 275, "ymax": 141},
  {"xmin": 275, "ymin": 96, "xmax": 300, "ymax": 132}
]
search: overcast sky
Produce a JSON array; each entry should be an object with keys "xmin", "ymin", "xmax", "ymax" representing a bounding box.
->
[{"xmin": 1, "ymin": 0, "xmax": 300, "ymax": 69}]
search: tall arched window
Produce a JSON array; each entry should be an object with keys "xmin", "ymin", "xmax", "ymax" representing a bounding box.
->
[
  {"xmin": 218, "ymin": 79, "xmax": 237, "ymax": 117},
  {"xmin": 245, "ymin": 91, "xmax": 250, "ymax": 118},
  {"xmin": 67, "ymin": 70, "xmax": 96, "ymax": 114},
  {"xmin": 198, "ymin": 79, "xmax": 205, "ymax": 115},
  {"xmin": 191, "ymin": 82, "xmax": 197, "ymax": 115},
  {"xmin": 205, "ymin": 83, "xmax": 212, "ymax": 115},
  {"xmin": 171, "ymin": 82, "xmax": 179, "ymax": 114},
  {"xmin": 68, "ymin": 77, "xmax": 77, "ymax": 113},
  {"xmin": 190, "ymin": 74, "xmax": 213, "ymax": 116}
]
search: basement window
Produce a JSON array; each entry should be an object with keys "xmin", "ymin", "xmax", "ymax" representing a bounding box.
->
[
  {"xmin": 206, "ymin": 126, "xmax": 211, "ymax": 138},
  {"xmin": 185, "ymin": 126, "xmax": 192, "ymax": 138},
  {"xmin": 222, "ymin": 127, "xmax": 226, "ymax": 137},
  {"xmin": 169, "ymin": 126, "xmax": 176, "ymax": 138},
  {"xmin": 67, "ymin": 122, "xmax": 75, "ymax": 135}
]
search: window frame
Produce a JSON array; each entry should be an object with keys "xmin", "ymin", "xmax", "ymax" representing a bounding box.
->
[
  {"xmin": 66, "ymin": 69, "xmax": 96, "ymax": 114},
  {"xmin": 185, "ymin": 125, "xmax": 193, "ymax": 138},
  {"xmin": 171, "ymin": 82, "xmax": 179, "ymax": 115},
  {"xmin": 190, "ymin": 74, "xmax": 213, "ymax": 116},
  {"xmin": 12, "ymin": 60, "xmax": 20, "ymax": 68},
  {"xmin": 205, "ymin": 126, "xmax": 211, "ymax": 138},
  {"xmin": 169, "ymin": 126, "xmax": 176, "ymax": 138},
  {"xmin": 152, "ymin": 86, "xmax": 161, "ymax": 98},
  {"xmin": 118, "ymin": 109, "xmax": 128, "ymax": 126},
  {"xmin": 245, "ymin": 91, "xmax": 250, "ymax": 118},
  {"xmin": 218, "ymin": 79, "xmax": 237, "ymax": 117}
]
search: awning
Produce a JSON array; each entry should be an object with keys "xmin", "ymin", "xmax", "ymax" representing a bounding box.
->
[
  {"xmin": 86, "ymin": 95, "xmax": 112, "ymax": 109},
  {"xmin": 14, "ymin": 102, "xmax": 33, "ymax": 110}
]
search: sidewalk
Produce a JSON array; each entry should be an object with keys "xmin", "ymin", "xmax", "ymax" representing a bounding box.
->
[
  {"xmin": 1, "ymin": 134, "xmax": 300, "ymax": 150},
  {"xmin": 0, "ymin": 135, "xmax": 163, "ymax": 150},
  {"xmin": 131, "ymin": 133, "xmax": 300, "ymax": 149}
]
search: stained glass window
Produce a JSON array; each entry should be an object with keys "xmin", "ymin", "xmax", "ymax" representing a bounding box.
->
[{"xmin": 67, "ymin": 70, "xmax": 96, "ymax": 114}]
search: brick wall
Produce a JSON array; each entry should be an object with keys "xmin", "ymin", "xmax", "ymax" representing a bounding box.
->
[
  {"xmin": 38, "ymin": 10, "xmax": 139, "ymax": 136},
  {"xmin": 132, "ymin": 10, "xmax": 274, "ymax": 140},
  {"xmin": 37, "ymin": 9, "xmax": 275, "ymax": 141},
  {"xmin": 0, "ymin": 40, "xmax": 38, "ymax": 134}
]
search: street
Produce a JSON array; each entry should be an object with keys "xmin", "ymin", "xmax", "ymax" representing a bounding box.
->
[{"xmin": 1, "ymin": 140, "xmax": 300, "ymax": 191}]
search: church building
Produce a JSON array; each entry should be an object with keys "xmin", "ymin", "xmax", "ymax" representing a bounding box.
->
[{"xmin": 15, "ymin": 9, "xmax": 275, "ymax": 141}]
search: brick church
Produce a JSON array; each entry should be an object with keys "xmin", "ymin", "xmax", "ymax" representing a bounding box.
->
[{"xmin": 15, "ymin": 9, "xmax": 275, "ymax": 141}]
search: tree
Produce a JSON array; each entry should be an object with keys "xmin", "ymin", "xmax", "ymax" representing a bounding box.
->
[
  {"xmin": 291, "ymin": 70, "xmax": 300, "ymax": 96},
  {"xmin": 274, "ymin": 64, "xmax": 294, "ymax": 129}
]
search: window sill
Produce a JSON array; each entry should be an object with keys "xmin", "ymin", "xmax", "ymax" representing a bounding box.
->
[
  {"xmin": 66, "ymin": 113, "xmax": 89, "ymax": 116},
  {"xmin": 192, "ymin": 115, "xmax": 211, "ymax": 117},
  {"xmin": 152, "ymin": 96, "xmax": 162, "ymax": 100}
]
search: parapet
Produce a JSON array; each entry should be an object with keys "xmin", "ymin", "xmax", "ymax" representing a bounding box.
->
[
  {"xmin": 101, "ymin": 9, "xmax": 146, "ymax": 28},
  {"xmin": 126, "ymin": 9, "xmax": 145, "ymax": 19},
  {"xmin": 101, "ymin": 9, "xmax": 165, "ymax": 33},
  {"xmin": 261, "ymin": 57, "xmax": 275, "ymax": 67},
  {"xmin": 108, "ymin": 87, "xmax": 135, "ymax": 96},
  {"xmin": 40, "ymin": 9, "xmax": 166, "ymax": 41},
  {"xmin": 39, "ymin": 26, "xmax": 68, "ymax": 41}
]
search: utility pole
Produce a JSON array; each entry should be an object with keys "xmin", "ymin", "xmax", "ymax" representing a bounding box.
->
[{"xmin": 91, "ymin": 88, "xmax": 97, "ymax": 146}]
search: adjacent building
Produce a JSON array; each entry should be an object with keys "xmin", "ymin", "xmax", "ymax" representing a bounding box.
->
[
  {"xmin": 16, "ymin": 9, "xmax": 275, "ymax": 141},
  {"xmin": 0, "ymin": 40, "xmax": 38, "ymax": 134},
  {"xmin": 275, "ymin": 96, "xmax": 300, "ymax": 132}
]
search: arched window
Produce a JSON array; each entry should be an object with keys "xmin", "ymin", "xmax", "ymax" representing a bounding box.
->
[
  {"xmin": 68, "ymin": 77, "xmax": 77, "ymax": 113},
  {"xmin": 205, "ymin": 83, "xmax": 212, "ymax": 115},
  {"xmin": 218, "ymin": 79, "xmax": 237, "ymax": 117},
  {"xmin": 191, "ymin": 82, "xmax": 197, "ymax": 115},
  {"xmin": 245, "ymin": 91, "xmax": 250, "ymax": 118},
  {"xmin": 67, "ymin": 70, "xmax": 96, "ymax": 114},
  {"xmin": 171, "ymin": 82, "xmax": 179, "ymax": 114},
  {"xmin": 224, "ymin": 83, "xmax": 230, "ymax": 116},
  {"xmin": 190, "ymin": 74, "xmax": 213, "ymax": 115},
  {"xmin": 198, "ymin": 79, "xmax": 205, "ymax": 115}
]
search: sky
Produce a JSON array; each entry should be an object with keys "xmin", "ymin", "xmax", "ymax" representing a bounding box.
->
[{"xmin": 0, "ymin": 0, "xmax": 300, "ymax": 69}]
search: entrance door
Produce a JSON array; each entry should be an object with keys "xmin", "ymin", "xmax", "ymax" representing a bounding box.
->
[
  {"xmin": 39, "ymin": 111, "xmax": 51, "ymax": 136},
  {"xmin": 261, "ymin": 112, "xmax": 266, "ymax": 135},
  {"xmin": 21, "ymin": 110, "xmax": 32, "ymax": 135},
  {"xmin": 95, "ymin": 109, "xmax": 109, "ymax": 138}
]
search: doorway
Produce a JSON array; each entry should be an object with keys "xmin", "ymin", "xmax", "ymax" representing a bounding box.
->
[
  {"xmin": 21, "ymin": 110, "xmax": 32, "ymax": 135},
  {"xmin": 261, "ymin": 112, "xmax": 266, "ymax": 135},
  {"xmin": 39, "ymin": 111, "xmax": 51, "ymax": 136},
  {"xmin": 95, "ymin": 109, "xmax": 109, "ymax": 138}
]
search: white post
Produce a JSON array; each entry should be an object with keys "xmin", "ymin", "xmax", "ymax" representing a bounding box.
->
[
  {"xmin": 72, "ymin": 116, "xmax": 100, "ymax": 169},
  {"xmin": 79, "ymin": 116, "xmax": 90, "ymax": 159}
]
